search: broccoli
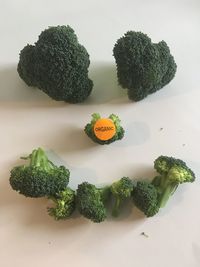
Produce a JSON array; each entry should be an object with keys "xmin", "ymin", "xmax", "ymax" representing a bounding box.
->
[
  {"xmin": 110, "ymin": 177, "xmax": 134, "ymax": 217},
  {"xmin": 113, "ymin": 31, "xmax": 177, "ymax": 101},
  {"xmin": 9, "ymin": 148, "xmax": 70, "ymax": 198},
  {"xmin": 84, "ymin": 113, "xmax": 125, "ymax": 145},
  {"xmin": 48, "ymin": 187, "xmax": 75, "ymax": 220},
  {"xmin": 76, "ymin": 182, "xmax": 110, "ymax": 223},
  {"xmin": 153, "ymin": 156, "xmax": 195, "ymax": 208},
  {"xmin": 132, "ymin": 156, "xmax": 195, "ymax": 217},
  {"xmin": 18, "ymin": 25, "xmax": 93, "ymax": 103},
  {"xmin": 132, "ymin": 181, "xmax": 159, "ymax": 217}
]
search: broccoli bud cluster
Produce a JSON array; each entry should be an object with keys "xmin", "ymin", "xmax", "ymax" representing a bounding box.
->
[{"xmin": 9, "ymin": 149, "xmax": 195, "ymax": 222}]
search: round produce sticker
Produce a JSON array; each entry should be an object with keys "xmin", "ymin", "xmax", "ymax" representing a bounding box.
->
[{"xmin": 94, "ymin": 118, "xmax": 116, "ymax": 141}]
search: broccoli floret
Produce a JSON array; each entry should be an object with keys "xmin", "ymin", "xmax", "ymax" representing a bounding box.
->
[
  {"xmin": 9, "ymin": 148, "xmax": 70, "ymax": 198},
  {"xmin": 110, "ymin": 177, "xmax": 134, "ymax": 217},
  {"xmin": 18, "ymin": 25, "xmax": 93, "ymax": 103},
  {"xmin": 132, "ymin": 181, "xmax": 159, "ymax": 217},
  {"xmin": 84, "ymin": 113, "xmax": 125, "ymax": 145},
  {"xmin": 113, "ymin": 31, "xmax": 177, "ymax": 101},
  {"xmin": 76, "ymin": 182, "xmax": 110, "ymax": 223},
  {"xmin": 153, "ymin": 156, "xmax": 195, "ymax": 208},
  {"xmin": 48, "ymin": 187, "xmax": 75, "ymax": 220}
]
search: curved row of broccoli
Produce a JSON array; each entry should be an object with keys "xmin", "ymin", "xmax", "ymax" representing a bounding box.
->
[
  {"xmin": 9, "ymin": 149, "xmax": 195, "ymax": 222},
  {"xmin": 18, "ymin": 26, "xmax": 176, "ymax": 103}
]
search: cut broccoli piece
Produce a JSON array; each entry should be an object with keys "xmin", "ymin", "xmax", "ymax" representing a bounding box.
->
[
  {"xmin": 132, "ymin": 181, "xmax": 159, "ymax": 217},
  {"xmin": 48, "ymin": 187, "xmax": 75, "ymax": 220},
  {"xmin": 76, "ymin": 182, "xmax": 110, "ymax": 223},
  {"xmin": 153, "ymin": 156, "xmax": 195, "ymax": 207},
  {"xmin": 111, "ymin": 177, "xmax": 134, "ymax": 217},
  {"xmin": 10, "ymin": 148, "xmax": 70, "ymax": 198},
  {"xmin": 18, "ymin": 25, "xmax": 93, "ymax": 103},
  {"xmin": 113, "ymin": 31, "xmax": 177, "ymax": 101},
  {"xmin": 84, "ymin": 113, "xmax": 125, "ymax": 145}
]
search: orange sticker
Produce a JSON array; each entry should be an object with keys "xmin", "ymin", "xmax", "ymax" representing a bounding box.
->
[{"xmin": 94, "ymin": 118, "xmax": 116, "ymax": 141}]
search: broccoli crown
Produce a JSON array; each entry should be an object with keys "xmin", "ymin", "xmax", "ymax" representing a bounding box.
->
[
  {"xmin": 111, "ymin": 177, "xmax": 133, "ymax": 217},
  {"xmin": 132, "ymin": 181, "xmax": 159, "ymax": 217},
  {"xmin": 84, "ymin": 113, "xmax": 125, "ymax": 145},
  {"xmin": 48, "ymin": 187, "xmax": 75, "ymax": 220},
  {"xmin": 76, "ymin": 182, "xmax": 110, "ymax": 223},
  {"xmin": 154, "ymin": 155, "xmax": 195, "ymax": 183},
  {"xmin": 153, "ymin": 155, "xmax": 195, "ymax": 208},
  {"xmin": 9, "ymin": 148, "xmax": 70, "ymax": 198},
  {"xmin": 18, "ymin": 25, "xmax": 93, "ymax": 103},
  {"xmin": 113, "ymin": 31, "xmax": 177, "ymax": 101}
]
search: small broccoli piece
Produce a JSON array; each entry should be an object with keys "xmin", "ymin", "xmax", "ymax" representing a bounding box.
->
[
  {"xmin": 76, "ymin": 182, "xmax": 110, "ymax": 223},
  {"xmin": 84, "ymin": 113, "xmax": 125, "ymax": 145},
  {"xmin": 132, "ymin": 181, "xmax": 159, "ymax": 217},
  {"xmin": 153, "ymin": 156, "xmax": 195, "ymax": 208},
  {"xmin": 10, "ymin": 148, "xmax": 70, "ymax": 198},
  {"xmin": 113, "ymin": 31, "xmax": 177, "ymax": 101},
  {"xmin": 110, "ymin": 177, "xmax": 134, "ymax": 217},
  {"xmin": 48, "ymin": 187, "xmax": 75, "ymax": 220},
  {"xmin": 18, "ymin": 25, "xmax": 93, "ymax": 103}
]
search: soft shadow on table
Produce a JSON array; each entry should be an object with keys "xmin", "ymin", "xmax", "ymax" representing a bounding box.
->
[
  {"xmin": 0, "ymin": 63, "xmax": 129, "ymax": 106},
  {"xmin": 84, "ymin": 61, "xmax": 129, "ymax": 105}
]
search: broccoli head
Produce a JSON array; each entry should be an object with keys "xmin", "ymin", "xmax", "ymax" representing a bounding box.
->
[
  {"xmin": 132, "ymin": 181, "xmax": 159, "ymax": 217},
  {"xmin": 10, "ymin": 148, "xmax": 70, "ymax": 198},
  {"xmin": 84, "ymin": 113, "xmax": 125, "ymax": 145},
  {"xmin": 76, "ymin": 182, "xmax": 110, "ymax": 223},
  {"xmin": 18, "ymin": 25, "xmax": 93, "ymax": 103},
  {"xmin": 153, "ymin": 156, "xmax": 195, "ymax": 208},
  {"xmin": 113, "ymin": 31, "xmax": 177, "ymax": 101},
  {"xmin": 48, "ymin": 187, "xmax": 75, "ymax": 220},
  {"xmin": 110, "ymin": 177, "xmax": 134, "ymax": 217}
]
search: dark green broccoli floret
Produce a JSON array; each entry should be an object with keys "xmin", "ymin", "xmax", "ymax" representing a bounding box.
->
[
  {"xmin": 132, "ymin": 181, "xmax": 159, "ymax": 217},
  {"xmin": 111, "ymin": 177, "xmax": 134, "ymax": 217},
  {"xmin": 18, "ymin": 25, "xmax": 93, "ymax": 103},
  {"xmin": 76, "ymin": 182, "xmax": 110, "ymax": 223},
  {"xmin": 153, "ymin": 156, "xmax": 195, "ymax": 208},
  {"xmin": 84, "ymin": 113, "xmax": 125, "ymax": 145},
  {"xmin": 10, "ymin": 148, "xmax": 70, "ymax": 198},
  {"xmin": 48, "ymin": 187, "xmax": 75, "ymax": 220},
  {"xmin": 113, "ymin": 31, "xmax": 177, "ymax": 101}
]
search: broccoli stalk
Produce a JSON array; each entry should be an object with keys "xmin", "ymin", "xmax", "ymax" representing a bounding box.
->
[
  {"xmin": 10, "ymin": 148, "xmax": 70, "ymax": 198},
  {"xmin": 76, "ymin": 182, "xmax": 110, "ymax": 223},
  {"xmin": 111, "ymin": 177, "xmax": 134, "ymax": 217}
]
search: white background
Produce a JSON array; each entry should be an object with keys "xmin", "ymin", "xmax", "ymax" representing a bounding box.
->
[{"xmin": 0, "ymin": 0, "xmax": 200, "ymax": 266}]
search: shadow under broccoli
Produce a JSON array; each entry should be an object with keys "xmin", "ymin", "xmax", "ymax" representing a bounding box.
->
[{"xmin": 18, "ymin": 25, "xmax": 93, "ymax": 103}]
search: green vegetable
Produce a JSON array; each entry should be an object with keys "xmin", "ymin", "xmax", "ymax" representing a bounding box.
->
[
  {"xmin": 18, "ymin": 25, "xmax": 93, "ymax": 103},
  {"xmin": 153, "ymin": 156, "xmax": 195, "ymax": 208},
  {"xmin": 9, "ymin": 148, "xmax": 70, "ymax": 198},
  {"xmin": 84, "ymin": 113, "xmax": 125, "ymax": 145},
  {"xmin": 132, "ymin": 181, "xmax": 159, "ymax": 217},
  {"xmin": 111, "ymin": 177, "xmax": 134, "ymax": 217},
  {"xmin": 76, "ymin": 182, "xmax": 110, "ymax": 223},
  {"xmin": 132, "ymin": 156, "xmax": 195, "ymax": 217},
  {"xmin": 48, "ymin": 187, "xmax": 76, "ymax": 220},
  {"xmin": 113, "ymin": 31, "xmax": 177, "ymax": 101}
]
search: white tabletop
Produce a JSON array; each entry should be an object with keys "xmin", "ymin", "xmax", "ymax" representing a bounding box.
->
[{"xmin": 0, "ymin": 1, "xmax": 200, "ymax": 266}]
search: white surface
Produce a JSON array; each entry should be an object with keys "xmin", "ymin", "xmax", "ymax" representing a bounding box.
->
[{"xmin": 0, "ymin": 1, "xmax": 200, "ymax": 267}]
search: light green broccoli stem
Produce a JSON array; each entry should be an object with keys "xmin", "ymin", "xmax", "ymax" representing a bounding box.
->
[
  {"xmin": 112, "ymin": 197, "xmax": 121, "ymax": 217},
  {"xmin": 99, "ymin": 186, "xmax": 111, "ymax": 203},
  {"xmin": 91, "ymin": 113, "xmax": 101, "ymax": 125},
  {"xmin": 22, "ymin": 148, "xmax": 54, "ymax": 172},
  {"xmin": 157, "ymin": 175, "xmax": 178, "ymax": 208}
]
